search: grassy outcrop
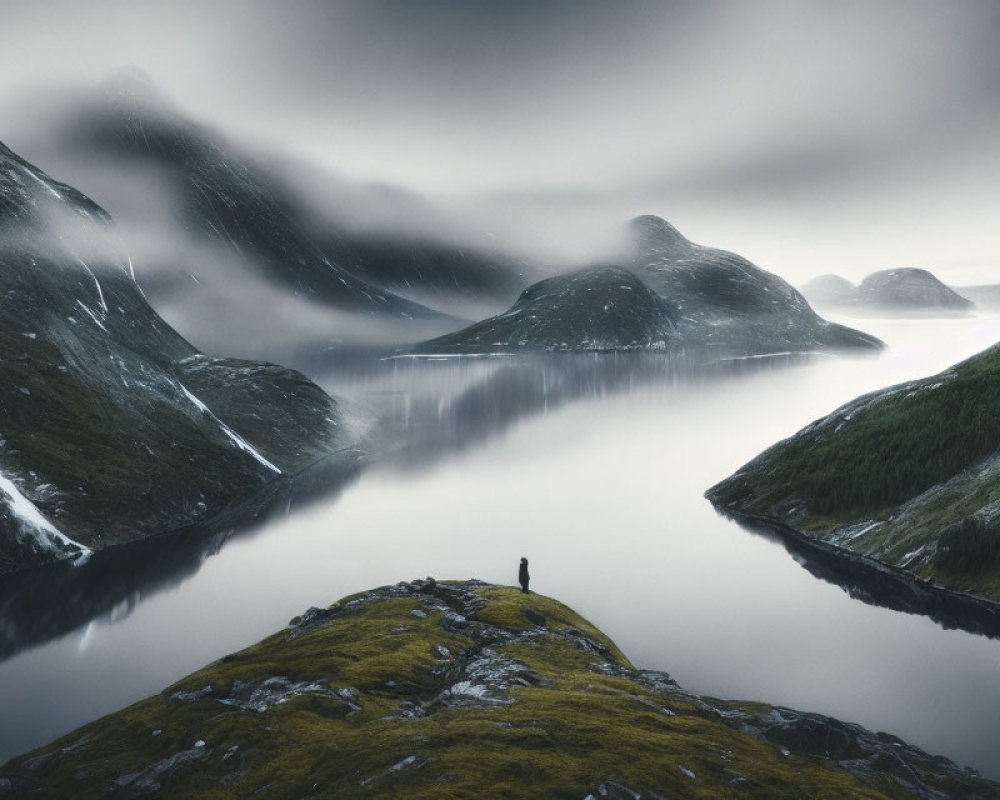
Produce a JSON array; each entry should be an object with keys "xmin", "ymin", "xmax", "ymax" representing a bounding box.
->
[
  {"xmin": 707, "ymin": 342, "xmax": 1000, "ymax": 602},
  {"xmin": 2, "ymin": 580, "xmax": 994, "ymax": 798}
]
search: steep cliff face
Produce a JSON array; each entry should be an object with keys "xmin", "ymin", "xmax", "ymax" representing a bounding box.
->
[
  {"xmin": 1, "ymin": 580, "xmax": 994, "ymax": 799},
  {"xmin": 628, "ymin": 215, "xmax": 883, "ymax": 354},
  {"xmin": 0, "ymin": 141, "xmax": 358, "ymax": 574}
]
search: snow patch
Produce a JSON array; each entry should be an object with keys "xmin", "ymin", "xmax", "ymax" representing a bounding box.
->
[
  {"xmin": 0, "ymin": 470, "xmax": 91, "ymax": 564},
  {"xmin": 76, "ymin": 259, "xmax": 108, "ymax": 313},
  {"xmin": 178, "ymin": 384, "xmax": 281, "ymax": 474},
  {"xmin": 24, "ymin": 165, "xmax": 62, "ymax": 200},
  {"xmin": 76, "ymin": 300, "xmax": 108, "ymax": 332}
]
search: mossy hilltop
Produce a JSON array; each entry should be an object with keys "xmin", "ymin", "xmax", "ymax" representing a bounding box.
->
[
  {"xmin": 707, "ymin": 341, "xmax": 1000, "ymax": 603},
  {"xmin": 2, "ymin": 580, "xmax": 995, "ymax": 799}
]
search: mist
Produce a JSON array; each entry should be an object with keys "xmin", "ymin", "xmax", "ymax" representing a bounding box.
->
[{"xmin": 1, "ymin": 1, "xmax": 998, "ymax": 289}]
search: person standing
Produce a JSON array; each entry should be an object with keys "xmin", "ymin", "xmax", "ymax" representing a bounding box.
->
[{"xmin": 518, "ymin": 557, "xmax": 530, "ymax": 594}]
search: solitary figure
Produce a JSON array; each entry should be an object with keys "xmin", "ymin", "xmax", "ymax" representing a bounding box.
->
[{"xmin": 518, "ymin": 557, "xmax": 530, "ymax": 594}]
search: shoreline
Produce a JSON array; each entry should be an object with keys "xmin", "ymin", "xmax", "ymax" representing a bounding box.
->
[{"xmin": 711, "ymin": 505, "xmax": 1000, "ymax": 639}]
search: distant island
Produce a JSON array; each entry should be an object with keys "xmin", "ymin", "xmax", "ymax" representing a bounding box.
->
[
  {"xmin": 407, "ymin": 216, "xmax": 882, "ymax": 357},
  {"xmin": 801, "ymin": 268, "xmax": 974, "ymax": 315}
]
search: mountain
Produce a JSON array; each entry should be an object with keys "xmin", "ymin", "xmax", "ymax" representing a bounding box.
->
[
  {"xmin": 11, "ymin": 70, "xmax": 540, "ymax": 361},
  {"xmin": 3, "ymin": 580, "xmax": 995, "ymax": 799},
  {"xmin": 69, "ymin": 68, "xmax": 443, "ymax": 319},
  {"xmin": 410, "ymin": 218, "xmax": 883, "ymax": 356},
  {"xmin": 411, "ymin": 266, "xmax": 677, "ymax": 353},
  {"xmin": 0, "ymin": 140, "xmax": 360, "ymax": 574},
  {"xmin": 707, "ymin": 341, "xmax": 1000, "ymax": 605},
  {"xmin": 627, "ymin": 216, "xmax": 883, "ymax": 354},
  {"xmin": 801, "ymin": 269, "xmax": 975, "ymax": 315},
  {"xmin": 856, "ymin": 269, "xmax": 974, "ymax": 313},
  {"xmin": 799, "ymin": 273, "xmax": 856, "ymax": 306}
]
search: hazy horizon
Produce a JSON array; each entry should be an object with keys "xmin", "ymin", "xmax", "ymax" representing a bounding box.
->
[{"xmin": 1, "ymin": 0, "xmax": 998, "ymax": 284}]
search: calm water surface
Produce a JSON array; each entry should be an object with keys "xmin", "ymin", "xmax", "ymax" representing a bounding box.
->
[{"xmin": 2, "ymin": 314, "xmax": 1000, "ymax": 778}]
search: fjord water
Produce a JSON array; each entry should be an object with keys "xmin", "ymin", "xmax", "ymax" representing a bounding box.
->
[{"xmin": 3, "ymin": 315, "xmax": 1000, "ymax": 779}]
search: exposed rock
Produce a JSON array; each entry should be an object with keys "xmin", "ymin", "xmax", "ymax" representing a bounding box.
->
[
  {"xmin": 111, "ymin": 741, "xmax": 211, "ymax": 795},
  {"xmin": 62, "ymin": 69, "xmax": 441, "ymax": 321}
]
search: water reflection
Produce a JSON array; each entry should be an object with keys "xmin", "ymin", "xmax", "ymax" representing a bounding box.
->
[
  {"xmin": 721, "ymin": 511, "xmax": 1000, "ymax": 639},
  {"xmin": 1, "ymin": 349, "xmax": 820, "ymax": 662},
  {"xmin": 0, "ymin": 453, "xmax": 362, "ymax": 662},
  {"xmin": 337, "ymin": 350, "xmax": 828, "ymax": 469},
  {"xmin": 1, "ymin": 342, "xmax": 995, "ymax": 663}
]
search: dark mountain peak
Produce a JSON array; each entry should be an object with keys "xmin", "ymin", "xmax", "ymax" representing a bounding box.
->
[
  {"xmin": 61, "ymin": 76, "xmax": 444, "ymax": 321},
  {"xmin": 621, "ymin": 215, "xmax": 882, "ymax": 354},
  {"xmin": 626, "ymin": 214, "xmax": 691, "ymax": 260},
  {"xmin": 411, "ymin": 265, "xmax": 677, "ymax": 354},
  {"xmin": 517, "ymin": 264, "xmax": 650, "ymax": 301},
  {"xmin": 99, "ymin": 65, "xmax": 171, "ymax": 114}
]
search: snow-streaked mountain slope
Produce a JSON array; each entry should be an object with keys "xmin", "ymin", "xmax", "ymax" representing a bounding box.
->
[{"xmin": 0, "ymin": 140, "xmax": 358, "ymax": 574}]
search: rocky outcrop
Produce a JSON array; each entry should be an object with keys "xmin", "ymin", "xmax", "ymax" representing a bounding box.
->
[
  {"xmin": 2, "ymin": 580, "xmax": 995, "ymax": 798},
  {"xmin": 0, "ymin": 140, "xmax": 359, "ymax": 574},
  {"xmin": 411, "ymin": 266, "xmax": 677, "ymax": 353}
]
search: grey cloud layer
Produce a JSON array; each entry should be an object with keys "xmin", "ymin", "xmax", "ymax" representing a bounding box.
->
[{"xmin": 1, "ymin": 0, "xmax": 998, "ymax": 280}]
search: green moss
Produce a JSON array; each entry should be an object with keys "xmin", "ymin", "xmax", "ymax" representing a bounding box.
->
[
  {"xmin": 473, "ymin": 587, "xmax": 632, "ymax": 667},
  {"xmin": 2, "ymin": 582, "xmax": 983, "ymax": 799}
]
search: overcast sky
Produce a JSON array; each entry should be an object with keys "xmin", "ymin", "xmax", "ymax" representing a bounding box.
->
[{"xmin": 1, "ymin": 0, "xmax": 998, "ymax": 282}]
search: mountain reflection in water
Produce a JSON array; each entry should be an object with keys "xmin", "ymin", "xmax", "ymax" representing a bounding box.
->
[{"xmin": 0, "ymin": 349, "xmax": 816, "ymax": 662}]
